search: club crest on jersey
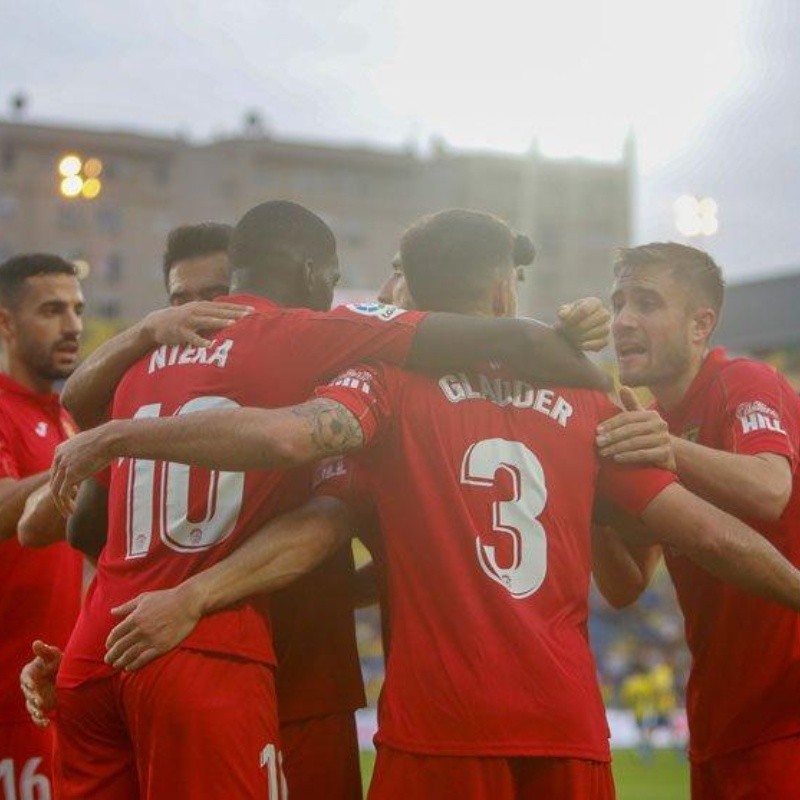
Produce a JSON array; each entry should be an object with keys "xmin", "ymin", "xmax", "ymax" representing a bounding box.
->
[
  {"xmin": 346, "ymin": 302, "xmax": 405, "ymax": 321},
  {"xmin": 736, "ymin": 400, "xmax": 786, "ymax": 436}
]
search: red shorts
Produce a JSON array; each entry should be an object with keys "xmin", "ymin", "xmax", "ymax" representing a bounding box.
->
[
  {"xmin": 691, "ymin": 734, "xmax": 800, "ymax": 800},
  {"xmin": 0, "ymin": 721, "xmax": 54, "ymax": 800},
  {"xmin": 281, "ymin": 711, "xmax": 362, "ymax": 800},
  {"xmin": 54, "ymin": 649, "xmax": 284, "ymax": 800},
  {"xmin": 368, "ymin": 746, "xmax": 615, "ymax": 800}
]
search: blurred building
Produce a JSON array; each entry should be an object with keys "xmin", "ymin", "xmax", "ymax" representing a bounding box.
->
[
  {"xmin": 0, "ymin": 118, "xmax": 632, "ymax": 321},
  {"xmin": 715, "ymin": 268, "xmax": 800, "ymax": 387}
]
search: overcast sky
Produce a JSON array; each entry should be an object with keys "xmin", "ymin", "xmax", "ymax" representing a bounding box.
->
[{"xmin": 3, "ymin": 0, "xmax": 799, "ymax": 280}]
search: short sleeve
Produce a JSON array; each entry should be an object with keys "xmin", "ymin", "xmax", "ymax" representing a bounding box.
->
[
  {"xmin": 597, "ymin": 460, "xmax": 677, "ymax": 516},
  {"xmin": 289, "ymin": 304, "xmax": 427, "ymax": 382},
  {"xmin": 593, "ymin": 392, "xmax": 677, "ymax": 516},
  {"xmin": 314, "ymin": 363, "xmax": 395, "ymax": 446},
  {"xmin": 0, "ymin": 413, "xmax": 20, "ymax": 480},
  {"xmin": 718, "ymin": 361, "xmax": 799, "ymax": 469},
  {"xmin": 311, "ymin": 456, "xmax": 376, "ymax": 523}
]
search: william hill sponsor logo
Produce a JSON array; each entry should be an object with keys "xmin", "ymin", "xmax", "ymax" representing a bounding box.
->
[{"xmin": 736, "ymin": 401, "xmax": 786, "ymax": 436}]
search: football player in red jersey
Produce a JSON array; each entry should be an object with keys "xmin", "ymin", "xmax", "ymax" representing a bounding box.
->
[
  {"xmin": 50, "ymin": 212, "xmax": 800, "ymax": 800},
  {"xmin": 0, "ymin": 254, "xmax": 85, "ymax": 800},
  {"xmin": 592, "ymin": 242, "xmax": 800, "ymax": 799},
  {"xmin": 45, "ymin": 201, "xmax": 609, "ymax": 800}
]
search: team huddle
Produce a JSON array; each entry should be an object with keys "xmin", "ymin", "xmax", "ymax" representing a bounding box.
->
[{"xmin": 1, "ymin": 201, "xmax": 799, "ymax": 799}]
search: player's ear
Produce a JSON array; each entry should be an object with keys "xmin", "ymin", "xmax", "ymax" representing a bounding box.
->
[
  {"xmin": 690, "ymin": 307, "xmax": 716, "ymax": 344},
  {"xmin": 0, "ymin": 306, "xmax": 15, "ymax": 341},
  {"xmin": 302, "ymin": 259, "xmax": 315, "ymax": 293}
]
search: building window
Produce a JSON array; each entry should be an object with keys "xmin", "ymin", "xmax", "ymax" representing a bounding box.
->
[
  {"xmin": 96, "ymin": 208, "xmax": 123, "ymax": 234},
  {"xmin": 102, "ymin": 252, "xmax": 123, "ymax": 284},
  {"xmin": 58, "ymin": 204, "xmax": 83, "ymax": 231},
  {"xmin": 1, "ymin": 146, "xmax": 15, "ymax": 173}
]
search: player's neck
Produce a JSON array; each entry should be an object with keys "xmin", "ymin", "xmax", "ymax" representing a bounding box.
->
[
  {"xmin": 229, "ymin": 276, "xmax": 307, "ymax": 310},
  {"xmin": 650, "ymin": 348, "xmax": 708, "ymax": 411},
  {"xmin": 5, "ymin": 353, "xmax": 53, "ymax": 395}
]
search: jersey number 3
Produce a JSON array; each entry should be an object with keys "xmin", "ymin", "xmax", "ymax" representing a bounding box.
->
[
  {"xmin": 126, "ymin": 397, "xmax": 245, "ymax": 558},
  {"xmin": 461, "ymin": 438, "xmax": 548, "ymax": 599}
]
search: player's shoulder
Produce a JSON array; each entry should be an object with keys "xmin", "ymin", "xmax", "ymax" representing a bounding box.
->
[{"xmin": 716, "ymin": 354, "xmax": 796, "ymax": 396}]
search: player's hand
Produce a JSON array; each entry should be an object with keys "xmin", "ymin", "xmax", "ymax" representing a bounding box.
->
[
  {"xmin": 142, "ymin": 301, "xmax": 253, "ymax": 349},
  {"xmin": 19, "ymin": 641, "xmax": 62, "ymax": 728},
  {"xmin": 596, "ymin": 387, "xmax": 677, "ymax": 472},
  {"xmin": 104, "ymin": 586, "xmax": 203, "ymax": 672},
  {"xmin": 50, "ymin": 424, "xmax": 117, "ymax": 516},
  {"xmin": 556, "ymin": 297, "xmax": 611, "ymax": 352}
]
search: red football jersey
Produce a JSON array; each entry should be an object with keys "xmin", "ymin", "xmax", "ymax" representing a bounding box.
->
[
  {"xmin": 656, "ymin": 348, "xmax": 800, "ymax": 762},
  {"xmin": 58, "ymin": 296, "xmax": 425, "ymax": 693},
  {"xmin": 316, "ymin": 362, "xmax": 675, "ymax": 759},
  {"xmin": 0, "ymin": 373, "xmax": 82, "ymax": 723}
]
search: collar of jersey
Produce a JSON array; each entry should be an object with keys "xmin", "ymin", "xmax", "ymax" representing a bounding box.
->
[{"xmin": 0, "ymin": 372, "xmax": 61, "ymax": 406}]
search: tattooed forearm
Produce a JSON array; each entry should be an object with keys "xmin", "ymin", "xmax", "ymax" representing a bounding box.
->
[{"xmin": 289, "ymin": 399, "xmax": 364, "ymax": 457}]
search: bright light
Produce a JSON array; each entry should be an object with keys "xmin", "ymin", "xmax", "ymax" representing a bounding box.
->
[
  {"xmin": 60, "ymin": 176, "xmax": 84, "ymax": 198},
  {"xmin": 72, "ymin": 259, "xmax": 91, "ymax": 280},
  {"xmin": 700, "ymin": 216, "xmax": 719, "ymax": 236},
  {"xmin": 84, "ymin": 158, "xmax": 103, "ymax": 178},
  {"xmin": 81, "ymin": 178, "xmax": 102, "ymax": 199},
  {"xmin": 58, "ymin": 155, "xmax": 82, "ymax": 177},
  {"xmin": 674, "ymin": 194, "xmax": 719, "ymax": 237}
]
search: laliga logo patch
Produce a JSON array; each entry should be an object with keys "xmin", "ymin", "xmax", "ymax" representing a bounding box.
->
[
  {"xmin": 736, "ymin": 400, "xmax": 785, "ymax": 435},
  {"xmin": 347, "ymin": 302, "xmax": 405, "ymax": 321}
]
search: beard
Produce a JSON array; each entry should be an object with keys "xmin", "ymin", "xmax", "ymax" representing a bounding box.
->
[{"xmin": 19, "ymin": 336, "xmax": 79, "ymax": 382}]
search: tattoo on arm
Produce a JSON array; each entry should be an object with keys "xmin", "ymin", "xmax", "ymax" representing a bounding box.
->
[{"xmin": 290, "ymin": 399, "xmax": 364, "ymax": 457}]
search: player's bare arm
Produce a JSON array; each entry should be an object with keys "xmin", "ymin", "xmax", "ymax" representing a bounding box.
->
[
  {"xmin": 19, "ymin": 641, "xmax": 62, "ymax": 728},
  {"xmin": 591, "ymin": 506, "xmax": 662, "ymax": 609},
  {"xmin": 65, "ymin": 477, "xmax": 109, "ymax": 560},
  {"xmin": 598, "ymin": 388, "xmax": 791, "ymax": 521},
  {"xmin": 103, "ymin": 496, "xmax": 355, "ymax": 671},
  {"xmin": 408, "ymin": 309, "xmax": 611, "ymax": 391},
  {"xmin": 640, "ymin": 483, "xmax": 800, "ymax": 612},
  {"xmin": 0, "ymin": 472, "xmax": 49, "ymax": 541},
  {"xmin": 61, "ymin": 301, "xmax": 252, "ymax": 429},
  {"xmin": 18, "ymin": 483, "xmax": 66, "ymax": 547},
  {"xmin": 50, "ymin": 398, "xmax": 363, "ymax": 515}
]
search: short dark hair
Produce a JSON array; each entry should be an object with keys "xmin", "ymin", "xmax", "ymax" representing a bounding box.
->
[
  {"xmin": 0, "ymin": 253, "xmax": 77, "ymax": 306},
  {"xmin": 400, "ymin": 209, "xmax": 515, "ymax": 311},
  {"xmin": 614, "ymin": 242, "xmax": 725, "ymax": 315},
  {"xmin": 162, "ymin": 223, "xmax": 233, "ymax": 286},
  {"xmin": 230, "ymin": 201, "xmax": 336, "ymax": 277}
]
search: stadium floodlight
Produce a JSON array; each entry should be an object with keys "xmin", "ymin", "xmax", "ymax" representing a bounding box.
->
[
  {"xmin": 57, "ymin": 153, "xmax": 103, "ymax": 200},
  {"xmin": 674, "ymin": 194, "xmax": 718, "ymax": 238}
]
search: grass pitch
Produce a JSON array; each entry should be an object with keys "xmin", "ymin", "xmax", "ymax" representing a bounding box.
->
[{"xmin": 360, "ymin": 748, "xmax": 689, "ymax": 798}]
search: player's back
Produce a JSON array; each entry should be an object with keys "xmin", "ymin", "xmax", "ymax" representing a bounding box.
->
[
  {"xmin": 320, "ymin": 362, "xmax": 670, "ymax": 759},
  {"xmin": 60, "ymin": 296, "xmax": 425, "ymax": 689}
]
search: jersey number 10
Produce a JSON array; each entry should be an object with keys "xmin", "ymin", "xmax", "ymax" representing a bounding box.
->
[{"xmin": 125, "ymin": 397, "xmax": 245, "ymax": 559}]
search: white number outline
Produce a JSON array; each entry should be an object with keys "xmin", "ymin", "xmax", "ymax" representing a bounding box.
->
[
  {"xmin": 461, "ymin": 438, "xmax": 548, "ymax": 599},
  {"xmin": 125, "ymin": 396, "xmax": 245, "ymax": 559}
]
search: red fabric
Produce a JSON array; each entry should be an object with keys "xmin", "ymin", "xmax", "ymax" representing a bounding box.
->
[
  {"xmin": 656, "ymin": 349, "xmax": 800, "ymax": 762},
  {"xmin": 0, "ymin": 721, "xmax": 55, "ymax": 800},
  {"xmin": 316, "ymin": 363, "xmax": 675, "ymax": 759},
  {"xmin": 0, "ymin": 374, "xmax": 83, "ymax": 725},
  {"xmin": 54, "ymin": 650, "xmax": 280, "ymax": 800},
  {"xmin": 281, "ymin": 711, "xmax": 362, "ymax": 800},
  {"xmin": 690, "ymin": 733, "xmax": 800, "ymax": 800},
  {"xmin": 58, "ymin": 295, "xmax": 425, "ymax": 739},
  {"xmin": 368, "ymin": 746, "xmax": 615, "ymax": 800}
]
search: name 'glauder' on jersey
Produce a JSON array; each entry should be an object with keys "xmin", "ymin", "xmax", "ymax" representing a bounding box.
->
[{"xmin": 439, "ymin": 372, "xmax": 574, "ymax": 427}]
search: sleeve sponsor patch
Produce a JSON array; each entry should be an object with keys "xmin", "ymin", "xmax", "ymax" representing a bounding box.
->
[
  {"xmin": 345, "ymin": 302, "xmax": 406, "ymax": 321},
  {"xmin": 736, "ymin": 400, "xmax": 786, "ymax": 435}
]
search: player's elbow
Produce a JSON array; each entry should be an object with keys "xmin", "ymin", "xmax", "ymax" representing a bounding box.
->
[
  {"xmin": 597, "ymin": 579, "xmax": 647, "ymax": 610},
  {"xmin": 750, "ymin": 481, "xmax": 791, "ymax": 522},
  {"xmin": 17, "ymin": 518, "xmax": 49, "ymax": 548}
]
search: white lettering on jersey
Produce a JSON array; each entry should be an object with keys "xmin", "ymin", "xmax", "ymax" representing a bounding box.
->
[
  {"xmin": 148, "ymin": 339, "xmax": 234, "ymax": 374},
  {"xmin": 346, "ymin": 302, "xmax": 406, "ymax": 321},
  {"xmin": 34, "ymin": 421, "xmax": 48, "ymax": 438},
  {"xmin": 330, "ymin": 369, "xmax": 373, "ymax": 395},
  {"xmin": 439, "ymin": 372, "xmax": 573, "ymax": 428},
  {"xmin": 736, "ymin": 400, "xmax": 786, "ymax": 436}
]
